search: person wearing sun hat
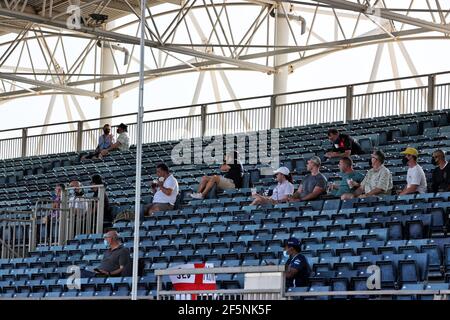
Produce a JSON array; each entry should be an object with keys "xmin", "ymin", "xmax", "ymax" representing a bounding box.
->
[
  {"xmin": 250, "ymin": 166, "xmax": 294, "ymax": 205},
  {"xmin": 399, "ymin": 147, "xmax": 427, "ymax": 195},
  {"xmin": 282, "ymin": 237, "xmax": 311, "ymax": 289}
]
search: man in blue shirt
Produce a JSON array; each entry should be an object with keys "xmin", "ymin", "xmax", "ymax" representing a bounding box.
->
[
  {"xmin": 329, "ymin": 157, "xmax": 364, "ymax": 199},
  {"xmin": 283, "ymin": 237, "xmax": 311, "ymax": 289},
  {"xmin": 81, "ymin": 124, "xmax": 115, "ymax": 160}
]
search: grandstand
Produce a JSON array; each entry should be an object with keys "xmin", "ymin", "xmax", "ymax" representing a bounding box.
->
[{"xmin": 0, "ymin": 0, "xmax": 450, "ymax": 302}]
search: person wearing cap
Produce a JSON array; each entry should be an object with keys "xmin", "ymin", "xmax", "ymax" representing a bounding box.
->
[
  {"xmin": 342, "ymin": 150, "xmax": 393, "ymax": 199},
  {"xmin": 399, "ymin": 147, "xmax": 427, "ymax": 195},
  {"xmin": 289, "ymin": 156, "xmax": 327, "ymax": 201},
  {"xmin": 283, "ymin": 237, "xmax": 311, "ymax": 289},
  {"xmin": 325, "ymin": 128, "xmax": 363, "ymax": 159},
  {"xmin": 99, "ymin": 123, "xmax": 130, "ymax": 159},
  {"xmin": 250, "ymin": 167, "xmax": 294, "ymax": 205},
  {"xmin": 431, "ymin": 149, "xmax": 450, "ymax": 193}
]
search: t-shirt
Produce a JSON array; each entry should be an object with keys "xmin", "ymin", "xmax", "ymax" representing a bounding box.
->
[
  {"xmin": 98, "ymin": 134, "xmax": 114, "ymax": 150},
  {"xmin": 431, "ymin": 162, "xmax": 450, "ymax": 193},
  {"xmin": 153, "ymin": 175, "xmax": 179, "ymax": 205},
  {"xmin": 331, "ymin": 133, "xmax": 363, "ymax": 155},
  {"xmin": 224, "ymin": 163, "xmax": 244, "ymax": 188},
  {"xmin": 285, "ymin": 253, "xmax": 311, "ymax": 288},
  {"xmin": 99, "ymin": 245, "xmax": 132, "ymax": 276},
  {"xmin": 300, "ymin": 173, "xmax": 327, "ymax": 198},
  {"xmin": 406, "ymin": 164, "xmax": 427, "ymax": 194},
  {"xmin": 360, "ymin": 165, "xmax": 393, "ymax": 195},
  {"xmin": 331, "ymin": 171, "xmax": 365, "ymax": 197},
  {"xmin": 271, "ymin": 180, "xmax": 295, "ymax": 201},
  {"xmin": 117, "ymin": 132, "xmax": 130, "ymax": 151}
]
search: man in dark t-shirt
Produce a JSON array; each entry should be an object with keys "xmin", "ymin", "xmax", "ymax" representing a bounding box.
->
[
  {"xmin": 283, "ymin": 237, "xmax": 310, "ymax": 289},
  {"xmin": 191, "ymin": 151, "xmax": 243, "ymax": 199},
  {"xmin": 325, "ymin": 129, "xmax": 363, "ymax": 159},
  {"xmin": 431, "ymin": 149, "xmax": 450, "ymax": 193}
]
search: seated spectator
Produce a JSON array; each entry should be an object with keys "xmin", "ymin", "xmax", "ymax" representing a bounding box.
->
[
  {"xmin": 283, "ymin": 237, "xmax": 310, "ymax": 289},
  {"xmin": 81, "ymin": 124, "xmax": 114, "ymax": 160},
  {"xmin": 80, "ymin": 230, "xmax": 132, "ymax": 278},
  {"xmin": 329, "ymin": 157, "xmax": 364, "ymax": 199},
  {"xmin": 325, "ymin": 128, "xmax": 363, "ymax": 159},
  {"xmin": 431, "ymin": 149, "xmax": 450, "ymax": 193},
  {"xmin": 68, "ymin": 180, "xmax": 88, "ymax": 211},
  {"xmin": 145, "ymin": 163, "xmax": 179, "ymax": 216},
  {"xmin": 91, "ymin": 174, "xmax": 113, "ymax": 229},
  {"xmin": 399, "ymin": 147, "xmax": 427, "ymax": 195},
  {"xmin": 342, "ymin": 150, "xmax": 393, "ymax": 199},
  {"xmin": 99, "ymin": 123, "xmax": 130, "ymax": 159},
  {"xmin": 289, "ymin": 156, "xmax": 327, "ymax": 201},
  {"xmin": 250, "ymin": 167, "xmax": 294, "ymax": 206},
  {"xmin": 190, "ymin": 151, "xmax": 243, "ymax": 200}
]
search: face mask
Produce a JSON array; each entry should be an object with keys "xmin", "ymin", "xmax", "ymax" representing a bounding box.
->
[
  {"xmin": 402, "ymin": 157, "xmax": 409, "ymax": 166},
  {"xmin": 431, "ymin": 158, "xmax": 438, "ymax": 166},
  {"xmin": 104, "ymin": 129, "xmax": 110, "ymax": 135},
  {"xmin": 69, "ymin": 189, "xmax": 75, "ymax": 197},
  {"xmin": 283, "ymin": 250, "xmax": 289, "ymax": 258},
  {"xmin": 104, "ymin": 240, "xmax": 109, "ymax": 248}
]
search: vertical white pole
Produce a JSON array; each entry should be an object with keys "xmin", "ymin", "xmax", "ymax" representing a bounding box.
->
[
  {"xmin": 131, "ymin": 0, "xmax": 146, "ymax": 301},
  {"xmin": 100, "ymin": 21, "xmax": 115, "ymax": 127}
]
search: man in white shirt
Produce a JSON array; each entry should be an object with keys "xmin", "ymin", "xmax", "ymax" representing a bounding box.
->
[
  {"xmin": 399, "ymin": 147, "xmax": 427, "ymax": 195},
  {"xmin": 145, "ymin": 163, "xmax": 179, "ymax": 216},
  {"xmin": 251, "ymin": 167, "xmax": 294, "ymax": 205},
  {"xmin": 100, "ymin": 123, "xmax": 130, "ymax": 158}
]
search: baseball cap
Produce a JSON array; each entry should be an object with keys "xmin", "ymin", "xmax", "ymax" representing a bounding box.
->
[
  {"xmin": 118, "ymin": 123, "xmax": 128, "ymax": 132},
  {"xmin": 274, "ymin": 167, "xmax": 290, "ymax": 176},
  {"xmin": 400, "ymin": 147, "xmax": 419, "ymax": 156},
  {"xmin": 282, "ymin": 237, "xmax": 301, "ymax": 248},
  {"xmin": 309, "ymin": 156, "xmax": 321, "ymax": 166}
]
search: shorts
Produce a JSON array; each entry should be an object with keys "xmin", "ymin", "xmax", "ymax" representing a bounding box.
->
[
  {"xmin": 217, "ymin": 177, "xmax": 235, "ymax": 190},
  {"xmin": 152, "ymin": 203, "xmax": 174, "ymax": 211}
]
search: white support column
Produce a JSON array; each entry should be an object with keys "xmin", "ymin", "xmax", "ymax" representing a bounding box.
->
[
  {"xmin": 273, "ymin": 3, "xmax": 290, "ymax": 128},
  {"xmin": 100, "ymin": 21, "xmax": 116, "ymax": 126}
]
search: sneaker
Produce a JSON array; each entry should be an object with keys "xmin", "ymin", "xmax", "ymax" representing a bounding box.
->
[{"xmin": 190, "ymin": 193, "xmax": 204, "ymax": 200}]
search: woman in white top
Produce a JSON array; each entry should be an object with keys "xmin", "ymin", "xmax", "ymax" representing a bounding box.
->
[{"xmin": 251, "ymin": 167, "xmax": 294, "ymax": 206}]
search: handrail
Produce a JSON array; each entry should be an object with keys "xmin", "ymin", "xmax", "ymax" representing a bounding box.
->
[{"xmin": 0, "ymin": 70, "xmax": 449, "ymax": 133}]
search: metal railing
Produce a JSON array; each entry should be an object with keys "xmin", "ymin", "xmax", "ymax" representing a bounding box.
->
[
  {"xmin": 153, "ymin": 266, "xmax": 450, "ymax": 301},
  {"xmin": 0, "ymin": 71, "xmax": 450, "ymax": 160},
  {"xmin": 0, "ymin": 186, "xmax": 105, "ymax": 257}
]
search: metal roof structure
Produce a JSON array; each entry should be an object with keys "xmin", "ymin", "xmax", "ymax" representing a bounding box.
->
[{"xmin": 0, "ymin": 0, "xmax": 449, "ymax": 106}]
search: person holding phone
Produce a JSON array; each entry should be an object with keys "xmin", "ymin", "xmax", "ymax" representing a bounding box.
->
[
  {"xmin": 79, "ymin": 230, "xmax": 132, "ymax": 278},
  {"xmin": 251, "ymin": 167, "xmax": 294, "ymax": 205}
]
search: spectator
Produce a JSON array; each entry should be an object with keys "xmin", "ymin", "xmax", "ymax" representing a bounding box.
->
[
  {"xmin": 145, "ymin": 163, "xmax": 179, "ymax": 216},
  {"xmin": 80, "ymin": 230, "xmax": 132, "ymax": 278},
  {"xmin": 329, "ymin": 157, "xmax": 364, "ymax": 199},
  {"xmin": 68, "ymin": 180, "xmax": 88, "ymax": 211},
  {"xmin": 190, "ymin": 151, "xmax": 243, "ymax": 200},
  {"xmin": 81, "ymin": 124, "xmax": 114, "ymax": 160},
  {"xmin": 99, "ymin": 123, "xmax": 130, "ymax": 159},
  {"xmin": 289, "ymin": 156, "xmax": 327, "ymax": 201},
  {"xmin": 398, "ymin": 147, "xmax": 427, "ymax": 195},
  {"xmin": 431, "ymin": 149, "xmax": 450, "ymax": 193},
  {"xmin": 342, "ymin": 150, "xmax": 393, "ymax": 199},
  {"xmin": 91, "ymin": 174, "xmax": 113, "ymax": 229},
  {"xmin": 325, "ymin": 129, "xmax": 363, "ymax": 159},
  {"xmin": 282, "ymin": 237, "xmax": 310, "ymax": 289},
  {"xmin": 250, "ymin": 167, "xmax": 294, "ymax": 206}
]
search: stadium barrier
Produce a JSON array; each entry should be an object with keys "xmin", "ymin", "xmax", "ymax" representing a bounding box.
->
[
  {"xmin": 0, "ymin": 186, "xmax": 105, "ymax": 258},
  {"xmin": 0, "ymin": 71, "xmax": 449, "ymax": 159}
]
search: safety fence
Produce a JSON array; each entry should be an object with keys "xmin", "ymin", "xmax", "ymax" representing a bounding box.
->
[
  {"xmin": 0, "ymin": 185, "xmax": 105, "ymax": 258},
  {"xmin": 0, "ymin": 71, "xmax": 450, "ymax": 160}
]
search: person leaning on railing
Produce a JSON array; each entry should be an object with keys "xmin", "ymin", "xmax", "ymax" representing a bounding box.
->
[{"xmin": 79, "ymin": 230, "xmax": 132, "ymax": 278}]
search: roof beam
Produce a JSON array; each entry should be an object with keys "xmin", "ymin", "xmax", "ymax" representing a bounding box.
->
[
  {"xmin": 307, "ymin": 0, "xmax": 450, "ymax": 34},
  {"xmin": 0, "ymin": 7, "xmax": 275, "ymax": 73}
]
